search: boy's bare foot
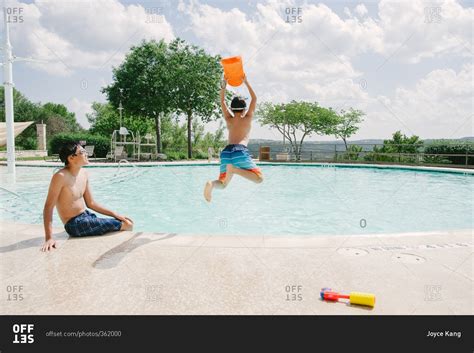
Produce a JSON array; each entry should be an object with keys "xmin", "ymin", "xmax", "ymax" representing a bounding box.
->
[
  {"xmin": 204, "ymin": 181, "xmax": 213, "ymax": 202},
  {"xmin": 121, "ymin": 218, "xmax": 134, "ymax": 231}
]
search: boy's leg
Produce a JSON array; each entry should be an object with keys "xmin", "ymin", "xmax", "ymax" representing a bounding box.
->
[
  {"xmin": 228, "ymin": 165, "xmax": 263, "ymax": 183},
  {"xmin": 66, "ymin": 211, "xmax": 130, "ymax": 236},
  {"xmin": 204, "ymin": 164, "xmax": 234, "ymax": 202},
  {"xmin": 228, "ymin": 146, "xmax": 263, "ymax": 183}
]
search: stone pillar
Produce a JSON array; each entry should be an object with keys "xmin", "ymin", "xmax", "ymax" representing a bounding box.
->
[{"xmin": 36, "ymin": 123, "xmax": 47, "ymax": 151}]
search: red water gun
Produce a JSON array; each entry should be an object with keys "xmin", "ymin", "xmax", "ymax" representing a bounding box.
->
[{"xmin": 320, "ymin": 288, "xmax": 376, "ymax": 307}]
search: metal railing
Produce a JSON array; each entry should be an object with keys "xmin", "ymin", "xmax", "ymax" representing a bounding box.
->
[
  {"xmin": 96, "ymin": 143, "xmax": 473, "ymax": 167},
  {"xmin": 248, "ymin": 143, "xmax": 474, "ymax": 167}
]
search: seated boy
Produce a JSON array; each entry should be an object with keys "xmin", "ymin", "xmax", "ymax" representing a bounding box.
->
[
  {"xmin": 41, "ymin": 142, "xmax": 133, "ymax": 251},
  {"xmin": 204, "ymin": 75, "xmax": 263, "ymax": 202}
]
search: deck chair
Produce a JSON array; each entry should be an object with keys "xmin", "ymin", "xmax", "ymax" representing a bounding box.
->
[{"xmin": 108, "ymin": 146, "xmax": 126, "ymax": 162}]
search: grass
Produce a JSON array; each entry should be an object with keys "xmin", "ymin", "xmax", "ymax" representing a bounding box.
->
[{"xmin": 0, "ymin": 156, "xmax": 48, "ymax": 161}]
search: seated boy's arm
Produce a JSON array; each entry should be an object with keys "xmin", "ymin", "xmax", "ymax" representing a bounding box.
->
[
  {"xmin": 42, "ymin": 173, "xmax": 64, "ymax": 251},
  {"xmin": 83, "ymin": 174, "xmax": 133, "ymax": 224},
  {"xmin": 83, "ymin": 177, "xmax": 114, "ymax": 217}
]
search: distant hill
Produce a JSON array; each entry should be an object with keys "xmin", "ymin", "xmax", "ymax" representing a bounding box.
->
[{"xmin": 247, "ymin": 137, "xmax": 474, "ymax": 153}]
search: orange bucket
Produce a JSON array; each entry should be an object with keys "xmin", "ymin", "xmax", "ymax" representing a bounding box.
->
[{"xmin": 221, "ymin": 56, "xmax": 244, "ymax": 87}]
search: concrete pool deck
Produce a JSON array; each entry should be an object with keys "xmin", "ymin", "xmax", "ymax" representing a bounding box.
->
[{"xmin": 1, "ymin": 221, "xmax": 472, "ymax": 315}]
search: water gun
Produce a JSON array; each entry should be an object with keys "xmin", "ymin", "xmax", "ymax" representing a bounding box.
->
[{"xmin": 320, "ymin": 288, "xmax": 376, "ymax": 308}]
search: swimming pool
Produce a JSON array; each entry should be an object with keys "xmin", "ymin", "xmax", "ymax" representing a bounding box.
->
[{"xmin": 0, "ymin": 164, "xmax": 472, "ymax": 235}]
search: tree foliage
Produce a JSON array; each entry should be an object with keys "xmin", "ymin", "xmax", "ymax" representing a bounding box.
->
[
  {"xmin": 0, "ymin": 87, "xmax": 80, "ymax": 150},
  {"xmin": 103, "ymin": 38, "xmax": 222, "ymax": 158},
  {"xmin": 168, "ymin": 39, "xmax": 222, "ymax": 158},
  {"xmin": 381, "ymin": 130, "xmax": 422, "ymax": 153},
  {"xmin": 103, "ymin": 39, "xmax": 172, "ymax": 153},
  {"xmin": 87, "ymin": 102, "xmax": 154, "ymax": 138},
  {"xmin": 258, "ymin": 101, "xmax": 338, "ymax": 160},
  {"xmin": 333, "ymin": 108, "xmax": 365, "ymax": 150}
]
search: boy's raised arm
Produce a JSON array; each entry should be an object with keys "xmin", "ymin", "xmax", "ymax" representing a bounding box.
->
[
  {"xmin": 220, "ymin": 77, "xmax": 232, "ymax": 120},
  {"xmin": 243, "ymin": 76, "xmax": 257, "ymax": 118},
  {"xmin": 41, "ymin": 173, "xmax": 64, "ymax": 251}
]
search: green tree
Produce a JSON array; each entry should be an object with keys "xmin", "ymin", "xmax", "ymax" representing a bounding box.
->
[
  {"xmin": 0, "ymin": 87, "xmax": 41, "ymax": 149},
  {"xmin": 168, "ymin": 39, "xmax": 222, "ymax": 158},
  {"xmin": 103, "ymin": 39, "xmax": 173, "ymax": 153},
  {"xmin": 161, "ymin": 115, "xmax": 188, "ymax": 154},
  {"xmin": 160, "ymin": 115, "xmax": 225, "ymax": 159},
  {"xmin": 364, "ymin": 131, "xmax": 423, "ymax": 163},
  {"xmin": 199, "ymin": 121, "xmax": 226, "ymax": 152},
  {"xmin": 87, "ymin": 102, "xmax": 154, "ymax": 138},
  {"xmin": 38, "ymin": 102, "xmax": 82, "ymax": 140},
  {"xmin": 382, "ymin": 130, "xmax": 422, "ymax": 153},
  {"xmin": 258, "ymin": 101, "xmax": 338, "ymax": 160},
  {"xmin": 333, "ymin": 108, "xmax": 365, "ymax": 150},
  {"xmin": 0, "ymin": 88, "xmax": 79, "ymax": 150}
]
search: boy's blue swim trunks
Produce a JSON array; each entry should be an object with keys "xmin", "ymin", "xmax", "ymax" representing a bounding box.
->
[
  {"xmin": 64, "ymin": 210, "xmax": 122, "ymax": 237},
  {"xmin": 218, "ymin": 144, "xmax": 262, "ymax": 182}
]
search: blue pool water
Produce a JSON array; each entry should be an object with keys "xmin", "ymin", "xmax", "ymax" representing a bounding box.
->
[{"xmin": 0, "ymin": 165, "xmax": 472, "ymax": 235}]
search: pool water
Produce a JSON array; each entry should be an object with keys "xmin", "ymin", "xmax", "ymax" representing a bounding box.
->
[{"xmin": 0, "ymin": 165, "xmax": 472, "ymax": 235}]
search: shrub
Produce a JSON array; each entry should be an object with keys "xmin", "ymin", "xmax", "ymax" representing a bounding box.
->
[
  {"xmin": 342, "ymin": 144, "xmax": 363, "ymax": 161},
  {"xmin": 423, "ymin": 155, "xmax": 451, "ymax": 164},
  {"xmin": 16, "ymin": 136, "xmax": 37, "ymax": 150},
  {"xmin": 49, "ymin": 133, "xmax": 110, "ymax": 158},
  {"xmin": 363, "ymin": 146, "xmax": 397, "ymax": 162},
  {"xmin": 193, "ymin": 149, "xmax": 209, "ymax": 160},
  {"xmin": 164, "ymin": 150, "xmax": 188, "ymax": 161},
  {"xmin": 424, "ymin": 141, "xmax": 474, "ymax": 165}
]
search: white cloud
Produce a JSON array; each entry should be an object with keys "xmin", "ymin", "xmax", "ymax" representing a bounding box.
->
[
  {"xmin": 376, "ymin": 0, "xmax": 473, "ymax": 63},
  {"xmin": 179, "ymin": 0, "xmax": 472, "ymax": 140},
  {"xmin": 9, "ymin": 0, "xmax": 175, "ymax": 75},
  {"xmin": 178, "ymin": 0, "xmax": 378, "ymax": 105},
  {"xmin": 66, "ymin": 98, "xmax": 93, "ymax": 129},
  {"xmin": 4, "ymin": 0, "xmax": 471, "ymax": 141},
  {"xmin": 371, "ymin": 63, "xmax": 473, "ymax": 139},
  {"xmin": 354, "ymin": 4, "xmax": 368, "ymax": 17},
  {"xmin": 343, "ymin": 7, "xmax": 352, "ymax": 18}
]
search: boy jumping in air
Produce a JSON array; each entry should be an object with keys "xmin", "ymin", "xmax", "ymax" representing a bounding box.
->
[{"xmin": 204, "ymin": 75, "xmax": 263, "ymax": 202}]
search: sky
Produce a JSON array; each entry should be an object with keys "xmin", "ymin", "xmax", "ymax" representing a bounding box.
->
[{"xmin": 1, "ymin": 0, "xmax": 473, "ymax": 141}]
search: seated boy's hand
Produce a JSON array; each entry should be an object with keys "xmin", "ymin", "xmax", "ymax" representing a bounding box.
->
[
  {"xmin": 41, "ymin": 239, "xmax": 57, "ymax": 252},
  {"xmin": 114, "ymin": 214, "xmax": 134, "ymax": 224}
]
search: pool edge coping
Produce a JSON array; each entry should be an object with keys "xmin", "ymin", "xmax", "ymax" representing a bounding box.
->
[{"xmin": 1, "ymin": 220, "xmax": 472, "ymax": 242}]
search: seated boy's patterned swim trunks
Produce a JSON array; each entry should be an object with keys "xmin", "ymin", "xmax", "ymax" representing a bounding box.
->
[
  {"xmin": 219, "ymin": 144, "xmax": 262, "ymax": 182},
  {"xmin": 64, "ymin": 210, "xmax": 122, "ymax": 237}
]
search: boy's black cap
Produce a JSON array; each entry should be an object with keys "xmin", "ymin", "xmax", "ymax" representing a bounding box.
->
[{"xmin": 230, "ymin": 96, "xmax": 246, "ymax": 111}]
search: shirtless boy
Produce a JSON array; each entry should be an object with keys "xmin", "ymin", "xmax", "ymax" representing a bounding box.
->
[
  {"xmin": 41, "ymin": 142, "xmax": 133, "ymax": 251},
  {"xmin": 204, "ymin": 75, "xmax": 263, "ymax": 202}
]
